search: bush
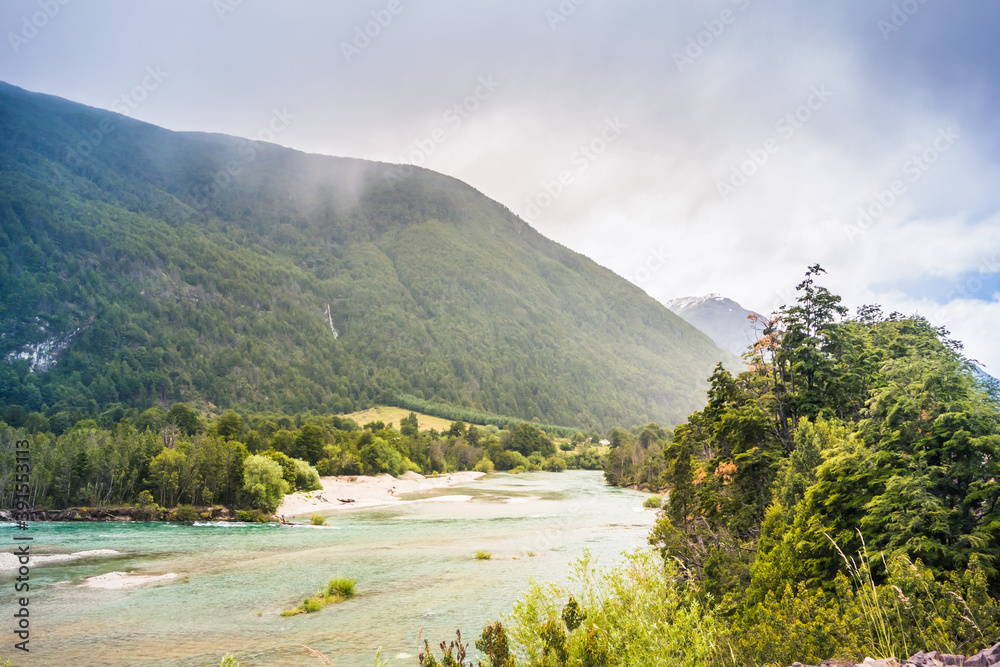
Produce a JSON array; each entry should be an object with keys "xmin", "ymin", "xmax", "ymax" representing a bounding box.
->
[
  {"xmin": 174, "ymin": 504, "xmax": 198, "ymax": 522},
  {"xmin": 135, "ymin": 490, "xmax": 160, "ymax": 520},
  {"xmin": 643, "ymin": 494, "xmax": 663, "ymax": 509},
  {"xmin": 473, "ymin": 457, "xmax": 495, "ymax": 473},
  {"xmin": 293, "ymin": 458, "xmax": 322, "ymax": 492},
  {"xmin": 326, "ymin": 578, "xmax": 356, "ymax": 598},
  {"xmin": 506, "ymin": 550, "xmax": 719, "ymax": 666},
  {"xmin": 236, "ymin": 509, "xmax": 270, "ymax": 523},
  {"xmin": 543, "ymin": 456, "xmax": 567, "ymax": 472},
  {"xmin": 493, "ymin": 449, "xmax": 529, "ymax": 471},
  {"xmin": 725, "ymin": 544, "xmax": 1000, "ymax": 666},
  {"xmin": 281, "ymin": 577, "xmax": 356, "ymax": 616},
  {"xmin": 310, "ymin": 514, "xmax": 327, "ymax": 526},
  {"xmin": 475, "ymin": 551, "xmax": 493, "ymax": 560}
]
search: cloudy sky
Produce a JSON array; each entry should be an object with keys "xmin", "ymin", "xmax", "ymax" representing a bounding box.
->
[{"xmin": 2, "ymin": 0, "xmax": 999, "ymax": 371}]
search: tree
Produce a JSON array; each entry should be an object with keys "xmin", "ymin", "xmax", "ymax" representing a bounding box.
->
[
  {"xmin": 149, "ymin": 448, "xmax": 187, "ymax": 507},
  {"xmin": 668, "ymin": 431, "xmax": 696, "ymax": 534},
  {"xmin": 294, "ymin": 424, "xmax": 325, "ymax": 464},
  {"xmin": 167, "ymin": 403, "xmax": 201, "ymax": 436},
  {"xmin": 400, "ymin": 412, "xmax": 419, "ymax": 437},
  {"xmin": 241, "ymin": 455, "xmax": 288, "ymax": 514},
  {"xmin": 216, "ymin": 410, "xmax": 243, "ymax": 441}
]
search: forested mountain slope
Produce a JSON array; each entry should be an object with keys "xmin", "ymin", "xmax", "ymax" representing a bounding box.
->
[{"xmin": 0, "ymin": 82, "xmax": 726, "ymax": 430}]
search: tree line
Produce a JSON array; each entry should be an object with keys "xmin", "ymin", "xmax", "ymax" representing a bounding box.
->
[{"xmin": 0, "ymin": 405, "xmax": 602, "ymax": 517}]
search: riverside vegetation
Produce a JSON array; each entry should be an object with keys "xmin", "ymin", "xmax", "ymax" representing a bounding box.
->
[
  {"xmin": 413, "ymin": 267, "xmax": 1000, "ymax": 667},
  {"xmin": 0, "ymin": 406, "xmax": 602, "ymax": 516}
]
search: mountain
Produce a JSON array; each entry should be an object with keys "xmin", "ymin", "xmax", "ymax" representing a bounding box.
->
[
  {"xmin": 0, "ymin": 82, "xmax": 729, "ymax": 431},
  {"xmin": 665, "ymin": 294, "xmax": 761, "ymax": 357}
]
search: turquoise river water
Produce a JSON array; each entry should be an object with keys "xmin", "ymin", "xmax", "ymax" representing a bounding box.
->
[{"xmin": 2, "ymin": 471, "xmax": 656, "ymax": 666}]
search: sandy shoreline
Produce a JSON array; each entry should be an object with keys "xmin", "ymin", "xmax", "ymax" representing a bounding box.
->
[{"xmin": 277, "ymin": 470, "xmax": 485, "ymax": 518}]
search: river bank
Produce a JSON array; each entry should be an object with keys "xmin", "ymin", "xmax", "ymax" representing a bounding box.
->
[
  {"xmin": 0, "ymin": 471, "xmax": 487, "ymax": 524},
  {"xmin": 3, "ymin": 471, "xmax": 655, "ymax": 666},
  {"xmin": 277, "ymin": 470, "xmax": 486, "ymax": 517}
]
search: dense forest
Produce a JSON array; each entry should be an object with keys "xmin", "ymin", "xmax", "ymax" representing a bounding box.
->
[
  {"xmin": 0, "ymin": 405, "xmax": 601, "ymax": 516},
  {"xmin": 418, "ymin": 267, "xmax": 1000, "ymax": 666},
  {"xmin": 0, "ymin": 81, "xmax": 729, "ymax": 432}
]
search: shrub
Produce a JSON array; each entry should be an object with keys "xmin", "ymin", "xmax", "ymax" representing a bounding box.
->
[
  {"xmin": 475, "ymin": 551, "xmax": 493, "ymax": 560},
  {"xmin": 326, "ymin": 578, "xmax": 356, "ymax": 598},
  {"xmin": 218, "ymin": 654, "xmax": 240, "ymax": 667},
  {"xmin": 236, "ymin": 509, "xmax": 270, "ymax": 523},
  {"xmin": 310, "ymin": 514, "xmax": 327, "ymax": 526},
  {"xmin": 281, "ymin": 577, "xmax": 356, "ymax": 616},
  {"xmin": 135, "ymin": 490, "xmax": 160, "ymax": 520},
  {"xmin": 543, "ymin": 456, "xmax": 567, "ymax": 472},
  {"xmin": 293, "ymin": 458, "xmax": 322, "ymax": 492},
  {"xmin": 643, "ymin": 494, "xmax": 663, "ymax": 509},
  {"xmin": 174, "ymin": 504, "xmax": 198, "ymax": 522},
  {"xmin": 506, "ymin": 550, "xmax": 719, "ymax": 666},
  {"xmin": 474, "ymin": 457, "xmax": 495, "ymax": 473},
  {"xmin": 726, "ymin": 540, "xmax": 1000, "ymax": 666}
]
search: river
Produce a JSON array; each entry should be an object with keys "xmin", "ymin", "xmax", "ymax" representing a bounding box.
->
[{"xmin": 4, "ymin": 471, "xmax": 656, "ymax": 666}]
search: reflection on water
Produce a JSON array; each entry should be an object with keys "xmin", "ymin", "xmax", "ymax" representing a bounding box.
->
[{"xmin": 5, "ymin": 471, "xmax": 655, "ymax": 666}]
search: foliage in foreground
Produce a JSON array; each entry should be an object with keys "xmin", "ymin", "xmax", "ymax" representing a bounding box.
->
[
  {"xmin": 420, "ymin": 267, "xmax": 1000, "ymax": 667},
  {"xmin": 422, "ymin": 546, "xmax": 1000, "ymax": 667},
  {"xmin": 633, "ymin": 266, "xmax": 1000, "ymax": 665},
  {"xmin": 423, "ymin": 550, "xmax": 719, "ymax": 667}
]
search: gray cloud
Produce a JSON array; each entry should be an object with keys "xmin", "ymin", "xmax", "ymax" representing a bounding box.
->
[{"xmin": 2, "ymin": 0, "xmax": 998, "ymax": 370}]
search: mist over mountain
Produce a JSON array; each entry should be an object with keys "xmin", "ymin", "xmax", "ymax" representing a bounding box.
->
[
  {"xmin": 665, "ymin": 294, "xmax": 762, "ymax": 358},
  {"xmin": 0, "ymin": 82, "xmax": 730, "ymax": 430}
]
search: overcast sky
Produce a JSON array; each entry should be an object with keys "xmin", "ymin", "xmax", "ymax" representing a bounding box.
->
[{"xmin": 2, "ymin": 0, "xmax": 999, "ymax": 372}]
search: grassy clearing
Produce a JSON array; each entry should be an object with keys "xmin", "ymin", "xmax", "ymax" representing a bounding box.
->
[
  {"xmin": 280, "ymin": 578, "xmax": 356, "ymax": 616},
  {"xmin": 340, "ymin": 406, "xmax": 456, "ymax": 433}
]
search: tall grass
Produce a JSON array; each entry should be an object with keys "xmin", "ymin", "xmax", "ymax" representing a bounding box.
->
[
  {"xmin": 825, "ymin": 530, "xmax": 992, "ymax": 660},
  {"xmin": 281, "ymin": 577, "xmax": 357, "ymax": 616},
  {"xmin": 505, "ymin": 549, "xmax": 719, "ymax": 666}
]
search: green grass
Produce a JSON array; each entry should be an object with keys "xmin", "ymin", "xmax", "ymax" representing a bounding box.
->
[
  {"xmin": 326, "ymin": 578, "xmax": 356, "ymax": 598},
  {"xmin": 280, "ymin": 578, "xmax": 357, "ymax": 616}
]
